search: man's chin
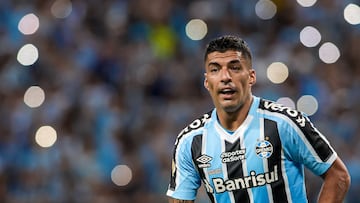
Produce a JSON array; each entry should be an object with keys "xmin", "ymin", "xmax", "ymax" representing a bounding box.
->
[{"xmin": 221, "ymin": 104, "xmax": 241, "ymax": 113}]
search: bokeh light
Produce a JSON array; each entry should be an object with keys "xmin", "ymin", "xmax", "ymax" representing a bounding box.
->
[
  {"xmin": 276, "ymin": 97, "xmax": 296, "ymax": 109},
  {"xmin": 297, "ymin": 95, "xmax": 318, "ymax": 116},
  {"xmin": 18, "ymin": 13, "xmax": 39, "ymax": 35},
  {"xmin": 17, "ymin": 44, "xmax": 39, "ymax": 66},
  {"xmin": 35, "ymin": 126, "xmax": 57, "ymax": 148},
  {"xmin": 1, "ymin": 1, "xmax": 359, "ymax": 201},
  {"xmin": 266, "ymin": 62, "xmax": 289, "ymax": 84},
  {"xmin": 185, "ymin": 19, "xmax": 208, "ymax": 41},
  {"xmin": 344, "ymin": 3, "xmax": 360, "ymax": 25},
  {"xmin": 300, "ymin": 26, "xmax": 321, "ymax": 47},
  {"xmin": 111, "ymin": 165, "xmax": 133, "ymax": 186},
  {"xmin": 255, "ymin": 0, "xmax": 277, "ymax": 20},
  {"xmin": 318, "ymin": 42, "xmax": 340, "ymax": 64},
  {"xmin": 24, "ymin": 86, "xmax": 45, "ymax": 108},
  {"xmin": 51, "ymin": 0, "xmax": 72, "ymax": 19},
  {"xmin": 297, "ymin": 0, "xmax": 317, "ymax": 7}
]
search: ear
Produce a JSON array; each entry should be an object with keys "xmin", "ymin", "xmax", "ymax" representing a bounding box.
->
[
  {"xmin": 249, "ymin": 69, "xmax": 256, "ymax": 86},
  {"xmin": 204, "ymin": 73, "xmax": 209, "ymax": 90}
]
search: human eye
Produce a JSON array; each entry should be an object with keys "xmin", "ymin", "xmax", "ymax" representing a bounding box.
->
[
  {"xmin": 208, "ymin": 65, "xmax": 219, "ymax": 73},
  {"xmin": 229, "ymin": 65, "xmax": 241, "ymax": 72}
]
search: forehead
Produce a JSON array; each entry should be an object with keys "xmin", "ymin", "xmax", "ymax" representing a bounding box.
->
[{"xmin": 206, "ymin": 50, "xmax": 246, "ymax": 65}]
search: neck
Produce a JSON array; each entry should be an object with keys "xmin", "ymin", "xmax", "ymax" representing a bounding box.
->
[{"xmin": 217, "ymin": 95, "xmax": 253, "ymax": 131}]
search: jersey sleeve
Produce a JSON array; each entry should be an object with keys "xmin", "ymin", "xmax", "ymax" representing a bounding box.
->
[
  {"xmin": 167, "ymin": 134, "xmax": 201, "ymax": 200},
  {"xmin": 281, "ymin": 112, "xmax": 337, "ymax": 176}
]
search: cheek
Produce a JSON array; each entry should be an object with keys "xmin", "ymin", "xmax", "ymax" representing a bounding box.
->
[
  {"xmin": 207, "ymin": 83, "xmax": 215, "ymax": 93},
  {"xmin": 235, "ymin": 77, "xmax": 251, "ymax": 91},
  {"xmin": 242, "ymin": 74, "xmax": 252, "ymax": 85},
  {"xmin": 206, "ymin": 81, "xmax": 218, "ymax": 97}
]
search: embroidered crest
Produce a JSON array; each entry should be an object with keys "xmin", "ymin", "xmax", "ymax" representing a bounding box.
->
[{"xmin": 255, "ymin": 140, "xmax": 273, "ymax": 158}]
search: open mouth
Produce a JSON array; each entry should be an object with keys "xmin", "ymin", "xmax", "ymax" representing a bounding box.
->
[{"xmin": 219, "ymin": 89, "xmax": 236, "ymax": 96}]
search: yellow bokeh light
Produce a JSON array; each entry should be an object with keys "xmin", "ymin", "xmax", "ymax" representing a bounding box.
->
[
  {"xmin": 35, "ymin": 126, "xmax": 57, "ymax": 148},
  {"xmin": 185, "ymin": 19, "xmax": 208, "ymax": 41},
  {"xmin": 266, "ymin": 62, "xmax": 289, "ymax": 84}
]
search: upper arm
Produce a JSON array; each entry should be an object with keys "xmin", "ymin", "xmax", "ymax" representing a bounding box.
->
[
  {"xmin": 321, "ymin": 157, "xmax": 350, "ymax": 185},
  {"xmin": 167, "ymin": 135, "xmax": 201, "ymax": 200},
  {"xmin": 317, "ymin": 157, "xmax": 351, "ymax": 203}
]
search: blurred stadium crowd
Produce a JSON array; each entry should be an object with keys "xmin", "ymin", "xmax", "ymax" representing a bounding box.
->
[{"xmin": 0, "ymin": 0, "xmax": 359, "ymax": 202}]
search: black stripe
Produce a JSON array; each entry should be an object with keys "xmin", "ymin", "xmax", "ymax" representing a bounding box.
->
[
  {"xmin": 169, "ymin": 148, "xmax": 177, "ymax": 190},
  {"xmin": 169, "ymin": 112, "xmax": 212, "ymax": 191},
  {"xmin": 264, "ymin": 119, "xmax": 288, "ymax": 202},
  {"xmin": 302, "ymin": 117, "xmax": 333, "ymax": 162},
  {"xmin": 259, "ymin": 99, "xmax": 333, "ymax": 162},
  {"xmin": 191, "ymin": 134, "xmax": 215, "ymax": 203},
  {"xmin": 191, "ymin": 134, "xmax": 204, "ymax": 178},
  {"xmin": 225, "ymin": 139, "xmax": 250, "ymax": 203}
]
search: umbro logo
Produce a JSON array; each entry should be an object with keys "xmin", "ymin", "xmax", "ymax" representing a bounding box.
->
[{"xmin": 196, "ymin": 154, "xmax": 212, "ymax": 168}]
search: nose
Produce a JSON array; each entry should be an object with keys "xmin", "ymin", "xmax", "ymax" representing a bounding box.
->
[{"xmin": 220, "ymin": 68, "xmax": 231, "ymax": 83}]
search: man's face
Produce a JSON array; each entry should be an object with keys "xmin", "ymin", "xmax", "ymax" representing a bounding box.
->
[{"xmin": 204, "ymin": 50, "xmax": 256, "ymax": 113}]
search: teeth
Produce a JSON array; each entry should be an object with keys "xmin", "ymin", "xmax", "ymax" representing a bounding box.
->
[{"xmin": 221, "ymin": 89, "xmax": 234, "ymax": 94}]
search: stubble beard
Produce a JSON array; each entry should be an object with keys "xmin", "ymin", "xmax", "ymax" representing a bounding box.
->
[{"xmin": 220, "ymin": 92, "xmax": 251, "ymax": 114}]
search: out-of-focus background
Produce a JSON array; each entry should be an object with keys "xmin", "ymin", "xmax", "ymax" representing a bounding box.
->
[{"xmin": 0, "ymin": 0, "xmax": 359, "ymax": 202}]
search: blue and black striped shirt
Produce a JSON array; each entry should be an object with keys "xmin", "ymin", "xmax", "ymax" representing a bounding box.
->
[{"xmin": 167, "ymin": 96, "xmax": 337, "ymax": 203}]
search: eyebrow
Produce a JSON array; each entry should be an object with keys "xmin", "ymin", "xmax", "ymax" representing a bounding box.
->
[
  {"xmin": 207, "ymin": 59, "xmax": 241, "ymax": 67},
  {"xmin": 228, "ymin": 60, "xmax": 241, "ymax": 64}
]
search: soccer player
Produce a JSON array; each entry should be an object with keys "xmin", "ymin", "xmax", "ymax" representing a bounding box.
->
[{"xmin": 166, "ymin": 35, "xmax": 350, "ymax": 203}]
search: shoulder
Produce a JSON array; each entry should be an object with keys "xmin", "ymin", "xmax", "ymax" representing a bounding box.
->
[
  {"xmin": 258, "ymin": 98, "xmax": 308, "ymax": 128},
  {"xmin": 174, "ymin": 110, "xmax": 213, "ymax": 145},
  {"xmin": 178, "ymin": 110, "xmax": 213, "ymax": 137},
  {"xmin": 172, "ymin": 110, "xmax": 213, "ymax": 159}
]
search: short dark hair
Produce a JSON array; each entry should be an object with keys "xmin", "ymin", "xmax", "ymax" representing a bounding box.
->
[{"xmin": 204, "ymin": 35, "xmax": 252, "ymax": 63}]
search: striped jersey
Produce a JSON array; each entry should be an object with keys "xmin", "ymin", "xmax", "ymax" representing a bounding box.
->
[{"xmin": 166, "ymin": 96, "xmax": 337, "ymax": 203}]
